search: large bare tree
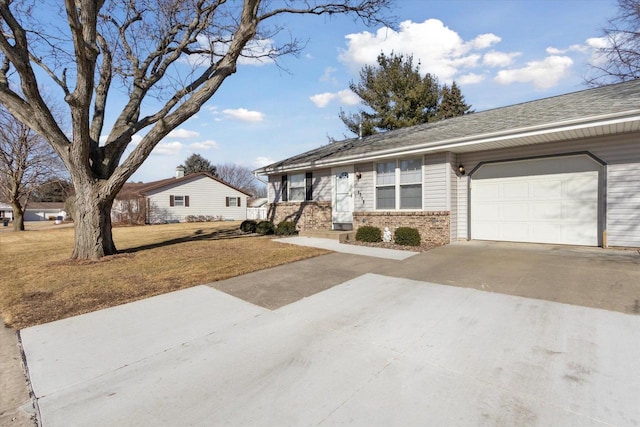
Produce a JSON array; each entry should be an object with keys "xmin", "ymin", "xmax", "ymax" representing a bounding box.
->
[
  {"xmin": 216, "ymin": 162, "xmax": 266, "ymax": 197},
  {"xmin": 0, "ymin": 107, "xmax": 64, "ymax": 231},
  {"xmin": 0, "ymin": 0, "xmax": 392, "ymax": 259},
  {"xmin": 587, "ymin": 0, "xmax": 640, "ymax": 85}
]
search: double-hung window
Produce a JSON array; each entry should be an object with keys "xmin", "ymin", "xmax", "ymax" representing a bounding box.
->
[
  {"xmin": 288, "ymin": 173, "xmax": 306, "ymax": 201},
  {"xmin": 375, "ymin": 158, "xmax": 422, "ymax": 210}
]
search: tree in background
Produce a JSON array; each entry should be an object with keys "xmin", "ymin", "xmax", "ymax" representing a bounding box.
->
[
  {"xmin": 216, "ymin": 163, "xmax": 266, "ymax": 197},
  {"xmin": 438, "ymin": 82, "xmax": 472, "ymax": 120},
  {"xmin": 31, "ymin": 178, "xmax": 74, "ymax": 202},
  {"xmin": 0, "ymin": 108, "xmax": 65, "ymax": 231},
  {"xmin": 182, "ymin": 153, "xmax": 217, "ymax": 176},
  {"xmin": 339, "ymin": 52, "xmax": 471, "ymax": 137},
  {"xmin": 587, "ymin": 0, "xmax": 640, "ymax": 85},
  {"xmin": 0, "ymin": 0, "xmax": 392, "ymax": 259},
  {"xmin": 340, "ymin": 52, "xmax": 440, "ymax": 137}
]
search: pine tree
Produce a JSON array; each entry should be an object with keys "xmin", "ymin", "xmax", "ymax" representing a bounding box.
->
[
  {"xmin": 182, "ymin": 154, "xmax": 217, "ymax": 176},
  {"xmin": 340, "ymin": 52, "xmax": 471, "ymax": 136},
  {"xmin": 438, "ymin": 82, "xmax": 473, "ymax": 120}
]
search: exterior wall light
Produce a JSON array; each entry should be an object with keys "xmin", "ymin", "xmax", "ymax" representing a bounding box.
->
[{"xmin": 458, "ymin": 164, "xmax": 466, "ymax": 175}]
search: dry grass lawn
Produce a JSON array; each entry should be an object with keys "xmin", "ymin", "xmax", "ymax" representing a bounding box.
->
[{"xmin": 0, "ymin": 222, "xmax": 328, "ymax": 329}]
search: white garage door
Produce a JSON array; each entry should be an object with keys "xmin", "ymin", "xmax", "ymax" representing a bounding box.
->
[{"xmin": 471, "ymin": 155, "xmax": 601, "ymax": 246}]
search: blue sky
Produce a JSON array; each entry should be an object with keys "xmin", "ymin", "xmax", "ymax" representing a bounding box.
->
[{"xmin": 126, "ymin": 0, "xmax": 617, "ymax": 182}]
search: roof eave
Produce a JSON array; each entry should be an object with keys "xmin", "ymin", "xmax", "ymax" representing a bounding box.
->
[{"xmin": 257, "ymin": 110, "xmax": 640, "ymax": 174}]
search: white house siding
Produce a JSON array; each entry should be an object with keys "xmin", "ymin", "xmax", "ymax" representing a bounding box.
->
[
  {"xmin": 354, "ymin": 163, "xmax": 374, "ymax": 212},
  {"xmin": 313, "ymin": 169, "xmax": 332, "ymax": 201},
  {"xmin": 424, "ymin": 153, "xmax": 448, "ymax": 211},
  {"xmin": 456, "ymin": 133, "xmax": 640, "ymax": 247},
  {"xmin": 268, "ymin": 175, "xmax": 283, "ymax": 203},
  {"xmin": 447, "ymin": 152, "xmax": 459, "ymax": 242},
  {"xmin": 146, "ymin": 175, "xmax": 247, "ymax": 223}
]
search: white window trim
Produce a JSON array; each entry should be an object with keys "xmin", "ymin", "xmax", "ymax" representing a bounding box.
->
[
  {"xmin": 288, "ymin": 173, "xmax": 306, "ymax": 202},
  {"xmin": 374, "ymin": 158, "xmax": 424, "ymax": 211},
  {"xmin": 174, "ymin": 195, "xmax": 185, "ymax": 207}
]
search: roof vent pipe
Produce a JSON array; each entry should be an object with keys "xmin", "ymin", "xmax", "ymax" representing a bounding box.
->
[
  {"xmin": 358, "ymin": 123, "xmax": 362, "ymax": 140},
  {"xmin": 175, "ymin": 165, "xmax": 185, "ymax": 179}
]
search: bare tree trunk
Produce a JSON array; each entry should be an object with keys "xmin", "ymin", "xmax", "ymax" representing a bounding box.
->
[
  {"xmin": 10, "ymin": 201, "xmax": 24, "ymax": 231},
  {"xmin": 70, "ymin": 183, "xmax": 116, "ymax": 260}
]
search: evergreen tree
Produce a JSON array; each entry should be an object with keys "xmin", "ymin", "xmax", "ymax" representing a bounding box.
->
[
  {"xmin": 438, "ymin": 82, "xmax": 473, "ymax": 120},
  {"xmin": 340, "ymin": 52, "xmax": 472, "ymax": 136},
  {"xmin": 182, "ymin": 154, "xmax": 217, "ymax": 176}
]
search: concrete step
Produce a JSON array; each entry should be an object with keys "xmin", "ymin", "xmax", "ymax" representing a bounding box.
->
[{"xmin": 298, "ymin": 229, "xmax": 356, "ymax": 243}]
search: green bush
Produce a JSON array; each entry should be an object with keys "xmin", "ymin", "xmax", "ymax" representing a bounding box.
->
[
  {"xmin": 240, "ymin": 220, "xmax": 257, "ymax": 233},
  {"xmin": 275, "ymin": 221, "xmax": 298, "ymax": 236},
  {"xmin": 255, "ymin": 220, "xmax": 275, "ymax": 235},
  {"xmin": 394, "ymin": 227, "xmax": 421, "ymax": 246},
  {"xmin": 355, "ymin": 225, "xmax": 382, "ymax": 243}
]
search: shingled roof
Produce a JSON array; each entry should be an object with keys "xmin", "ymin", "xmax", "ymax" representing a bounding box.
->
[
  {"xmin": 117, "ymin": 172, "xmax": 251, "ymax": 199},
  {"xmin": 256, "ymin": 79, "xmax": 640, "ymax": 174}
]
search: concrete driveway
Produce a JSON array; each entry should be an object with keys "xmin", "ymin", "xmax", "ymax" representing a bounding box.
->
[{"xmin": 18, "ymin": 242, "xmax": 640, "ymax": 426}]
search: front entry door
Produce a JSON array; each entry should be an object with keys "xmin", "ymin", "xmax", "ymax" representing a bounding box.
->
[{"xmin": 332, "ymin": 166, "xmax": 354, "ymax": 228}]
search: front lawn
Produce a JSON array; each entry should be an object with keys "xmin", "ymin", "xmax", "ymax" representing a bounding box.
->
[{"xmin": 0, "ymin": 222, "xmax": 328, "ymax": 329}]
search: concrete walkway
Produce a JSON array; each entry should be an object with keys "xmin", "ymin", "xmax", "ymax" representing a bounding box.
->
[
  {"xmin": 20, "ymin": 275, "xmax": 640, "ymax": 426},
  {"xmin": 275, "ymin": 236, "xmax": 418, "ymax": 260}
]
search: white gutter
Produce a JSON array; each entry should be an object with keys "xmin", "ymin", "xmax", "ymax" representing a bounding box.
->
[{"xmin": 258, "ymin": 109, "xmax": 640, "ymax": 174}]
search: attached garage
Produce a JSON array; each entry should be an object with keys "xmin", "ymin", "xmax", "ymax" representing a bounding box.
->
[{"xmin": 470, "ymin": 154, "xmax": 603, "ymax": 246}]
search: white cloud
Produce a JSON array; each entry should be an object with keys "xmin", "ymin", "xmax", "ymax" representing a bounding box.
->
[
  {"xmin": 168, "ymin": 128, "xmax": 200, "ymax": 138},
  {"xmin": 222, "ymin": 108, "xmax": 265, "ymax": 122},
  {"xmin": 320, "ymin": 66, "xmax": 338, "ymax": 84},
  {"xmin": 153, "ymin": 141, "xmax": 184, "ymax": 156},
  {"xmin": 468, "ymin": 33, "xmax": 502, "ymax": 49},
  {"xmin": 254, "ymin": 156, "xmax": 275, "ymax": 167},
  {"xmin": 547, "ymin": 44, "xmax": 589, "ymax": 55},
  {"xmin": 310, "ymin": 89, "xmax": 359, "ymax": 108},
  {"xmin": 458, "ymin": 73, "xmax": 486, "ymax": 85},
  {"xmin": 483, "ymin": 51, "xmax": 521, "ymax": 67},
  {"xmin": 495, "ymin": 56, "xmax": 574, "ymax": 88},
  {"xmin": 339, "ymin": 19, "xmax": 501, "ymax": 82},
  {"xmin": 189, "ymin": 140, "xmax": 219, "ymax": 150},
  {"xmin": 184, "ymin": 36, "xmax": 276, "ymax": 67}
]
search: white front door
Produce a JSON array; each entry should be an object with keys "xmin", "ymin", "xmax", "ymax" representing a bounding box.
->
[{"xmin": 332, "ymin": 166, "xmax": 354, "ymax": 227}]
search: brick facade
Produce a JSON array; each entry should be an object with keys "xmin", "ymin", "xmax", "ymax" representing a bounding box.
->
[
  {"xmin": 352, "ymin": 211, "xmax": 450, "ymax": 246},
  {"xmin": 267, "ymin": 201, "xmax": 332, "ymax": 231}
]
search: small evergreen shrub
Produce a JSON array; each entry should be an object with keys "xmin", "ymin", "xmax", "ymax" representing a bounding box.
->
[
  {"xmin": 394, "ymin": 227, "xmax": 421, "ymax": 246},
  {"xmin": 255, "ymin": 220, "xmax": 275, "ymax": 235},
  {"xmin": 275, "ymin": 221, "xmax": 298, "ymax": 236},
  {"xmin": 240, "ymin": 220, "xmax": 257, "ymax": 233},
  {"xmin": 356, "ymin": 226, "xmax": 382, "ymax": 243}
]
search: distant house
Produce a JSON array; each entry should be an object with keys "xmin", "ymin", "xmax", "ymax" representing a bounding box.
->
[
  {"xmin": 256, "ymin": 80, "xmax": 640, "ymax": 249},
  {"xmin": 0, "ymin": 201, "xmax": 67, "ymax": 222},
  {"xmin": 113, "ymin": 168, "xmax": 251, "ymax": 224}
]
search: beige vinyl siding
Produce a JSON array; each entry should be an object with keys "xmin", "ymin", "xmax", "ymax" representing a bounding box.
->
[
  {"xmin": 146, "ymin": 175, "xmax": 247, "ymax": 223},
  {"xmin": 447, "ymin": 152, "xmax": 458, "ymax": 242},
  {"xmin": 313, "ymin": 169, "xmax": 332, "ymax": 201},
  {"xmin": 354, "ymin": 163, "xmax": 374, "ymax": 212},
  {"xmin": 424, "ymin": 153, "xmax": 447, "ymax": 211},
  {"xmin": 457, "ymin": 133, "xmax": 640, "ymax": 247},
  {"xmin": 268, "ymin": 175, "xmax": 282, "ymax": 203}
]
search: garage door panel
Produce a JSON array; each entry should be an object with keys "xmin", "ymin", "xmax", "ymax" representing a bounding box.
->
[
  {"xmin": 471, "ymin": 155, "xmax": 600, "ymax": 246},
  {"xmin": 503, "ymin": 181, "xmax": 529, "ymax": 200},
  {"xmin": 531, "ymin": 202, "xmax": 562, "ymax": 221},
  {"xmin": 531, "ymin": 180, "xmax": 562, "ymax": 199},
  {"xmin": 501, "ymin": 223, "xmax": 530, "ymax": 241},
  {"xmin": 474, "ymin": 182, "xmax": 500, "ymax": 201},
  {"xmin": 502, "ymin": 203, "xmax": 528, "ymax": 221}
]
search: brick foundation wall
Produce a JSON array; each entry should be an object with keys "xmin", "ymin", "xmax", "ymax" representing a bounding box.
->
[
  {"xmin": 353, "ymin": 211, "xmax": 450, "ymax": 246},
  {"xmin": 267, "ymin": 201, "xmax": 332, "ymax": 231}
]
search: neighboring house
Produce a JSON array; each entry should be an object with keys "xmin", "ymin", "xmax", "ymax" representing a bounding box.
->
[
  {"xmin": 255, "ymin": 80, "xmax": 640, "ymax": 248},
  {"xmin": 0, "ymin": 201, "xmax": 67, "ymax": 221},
  {"xmin": 113, "ymin": 169, "xmax": 250, "ymax": 224}
]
